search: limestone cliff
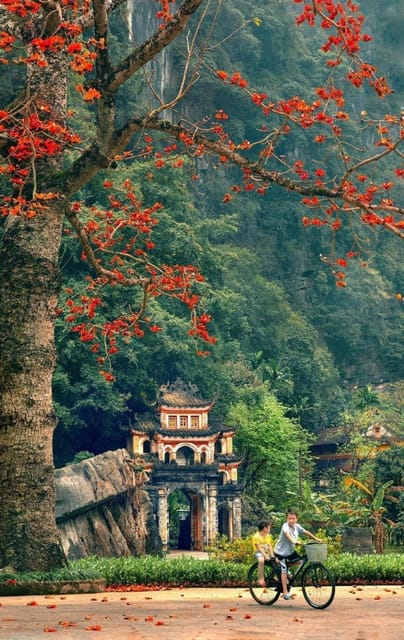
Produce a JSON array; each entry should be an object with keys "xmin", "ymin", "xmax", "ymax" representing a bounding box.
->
[{"xmin": 55, "ymin": 449, "xmax": 160, "ymax": 560}]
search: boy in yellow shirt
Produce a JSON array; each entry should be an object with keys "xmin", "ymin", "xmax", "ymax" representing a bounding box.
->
[{"xmin": 252, "ymin": 520, "xmax": 275, "ymax": 586}]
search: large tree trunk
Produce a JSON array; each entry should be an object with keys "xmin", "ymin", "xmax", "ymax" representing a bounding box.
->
[
  {"xmin": 0, "ymin": 208, "xmax": 67, "ymax": 571},
  {"xmin": 0, "ymin": 6, "xmax": 69, "ymax": 571}
]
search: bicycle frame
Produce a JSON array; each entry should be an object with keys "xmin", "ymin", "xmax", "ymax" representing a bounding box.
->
[
  {"xmin": 248, "ymin": 555, "xmax": 336, "ymax": 609},
  {"xmin": 281, "ymin": 554, "xmax": 308, "ymax": 587}
]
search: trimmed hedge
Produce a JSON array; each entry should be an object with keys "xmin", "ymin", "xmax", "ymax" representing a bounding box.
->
[
  {"xmin": 72, "ymin": 556, "xmax": 247, "ymax": 587},
  {"xmin": 71, "ymin": 552, "xmax": 404, "ymax": 587},
  {"xmin": 326, "ymin": 553, "xmax": 403, "ymax": 584},
  {"xmin": 0, "ymin": 566, "xmax": 102, "ymax": 584},
  {"xmin": 1, "ymin": 553, "xmax": 401, "ymax": 591}
]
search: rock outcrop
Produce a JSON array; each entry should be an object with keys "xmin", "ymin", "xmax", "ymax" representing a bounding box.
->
[{"xmin": 55, "ymin": 449, "xmax": 160, "ymax": 560}]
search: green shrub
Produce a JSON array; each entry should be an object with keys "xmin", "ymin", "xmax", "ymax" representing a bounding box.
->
[
  {"xmin": 72, "ymin": 555, "xmax": 248, "ymax": 586},
  {"xmin": 70, "ymin": 451, "xmax": 94, "ymax": 464},
  {"xmin": 316, "ymin": 529, "xmax": 343, "ymax": 556},
  {"xmin": 207, "ymin": 534, "xmax": 254, "ymax": 564},
  {"xmin": 71, "ymin": 552, "xmax": 403, "ymax": 587},
  {"xmin": 2, "ymin": 552, "xmax": 401, "ymax": 589},
  {"xmin": 0, "ymin": 566, "xmax": 102, "ymax": 585},
  {"xmin": 326, "ymin": 552, "xmax": 403, "ymax": 584}
]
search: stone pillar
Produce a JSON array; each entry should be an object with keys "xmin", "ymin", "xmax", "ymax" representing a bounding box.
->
[
  {"xmin": 232, "ymin": 496, "xmax": 242, "ymax": 540},
  {"xmin": 207, "ymin": 486, "xmax": 218, "ymax": 545},
  {"xmin": 157, "ymin": 487, "xmax": 169, "ymax": 551}
]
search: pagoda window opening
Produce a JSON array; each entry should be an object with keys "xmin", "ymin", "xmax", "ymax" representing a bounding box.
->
[
  {"xmin": 168, "ymin": 415, "xmax": 177, "ymax": 429},
  {"xmin": 180, "ymin": 415, "xmax": 188, "ymax": 429},
  {"xmin": 142, "ymin": 440, "xmax": 151, "ymax": 454},
  {"xmin": 200, "ymin": 451, "xmax": 207, "ymax": 464},
  {"xmin": 215, "ymin": 440, "xmax": 222, "ymax": 455},
  {"xmin": 191, "ymin": 415, "xmax": 199, "ymax": 428}
]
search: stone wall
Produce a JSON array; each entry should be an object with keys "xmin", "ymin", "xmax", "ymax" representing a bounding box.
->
[
  {"xmin": 341, "ymin": 527, "xmax": 374, "ymax": 554},
  {"xmin": 55, "ymin": 449, "xmax": 160, "ymax": 560}
]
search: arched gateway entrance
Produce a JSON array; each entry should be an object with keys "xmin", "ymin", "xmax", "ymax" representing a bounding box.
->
[
  {"xmin": 168, "ymin": 489, "xmax": 203, "ymax": 550},
  {"xmin": 128, "ymin": 379, "xmax": 243, "ymax": 551}
]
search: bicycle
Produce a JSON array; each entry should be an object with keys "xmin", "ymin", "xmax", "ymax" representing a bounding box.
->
[{"xmin": 248, "ymin": 542, "xmax": 336, "ymax": 609}]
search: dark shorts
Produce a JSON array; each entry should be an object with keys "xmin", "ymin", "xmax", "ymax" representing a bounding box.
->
[{"xmin": 275, "ymin": 551, "xmax": 303, "ymax": 574}]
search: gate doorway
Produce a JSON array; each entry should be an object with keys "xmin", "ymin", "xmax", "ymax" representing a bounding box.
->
[
  {"xmin": 218, "ymin": 504, "xmax": 232, "ymax": 539},
  {"xmin": 168, "ymin": 489, "xmax": 203, "ymax": 550}
]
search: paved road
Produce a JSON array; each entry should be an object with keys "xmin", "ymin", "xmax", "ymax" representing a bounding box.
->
[{"xmin": 0, "ymin": 585, "xmax": 402, "ymax": 639}]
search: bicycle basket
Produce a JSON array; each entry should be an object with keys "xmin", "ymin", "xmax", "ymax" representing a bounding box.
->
[{"xmin": 305, "ymin": 542, "xmax": 327, "ymax": 562}]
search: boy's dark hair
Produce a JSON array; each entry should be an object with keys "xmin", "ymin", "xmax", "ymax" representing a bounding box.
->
[
  {"xmin": 286, "ymin": 508, "xmax": 298, "ymax": 517},
  {"xmin": 258, "ymin": 519, "xmax": 272, "ymax": 530}
]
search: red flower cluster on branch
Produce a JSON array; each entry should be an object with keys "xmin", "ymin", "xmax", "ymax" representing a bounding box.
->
[{"xmin": 60, "ymin": 181, "xmax": 216, "ymax": 378}]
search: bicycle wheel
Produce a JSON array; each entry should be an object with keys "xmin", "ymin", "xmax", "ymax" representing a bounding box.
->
[
  {"xmin": 301, "ymin": 563, "xmax": 335, "ymax": 609},
  {"xmin": 248, "ymin": 561, "xmax": 281, "ymax": 606}
]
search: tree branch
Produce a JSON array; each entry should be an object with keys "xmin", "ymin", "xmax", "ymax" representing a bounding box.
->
[
  {"xmin": 64, "ymin": 204, "xmax": 149, "ymax": 287},
  {"xmin": 106, "ymin": 0, "xmax": 204, "ymax": 93},
  {"xmin": 59, "ymin": 114, "xmax": 404, "ymax": 240}
]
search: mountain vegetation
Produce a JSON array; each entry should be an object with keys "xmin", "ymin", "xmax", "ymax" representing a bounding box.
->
[{"xmin": 50, "ymin": 0, "xmax": 403, "ymax": 464}]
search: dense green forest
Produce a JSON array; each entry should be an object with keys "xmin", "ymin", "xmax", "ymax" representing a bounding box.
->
[{"xmin": 5, "ymin": 0, "xmax": 397, "ymax": 467}]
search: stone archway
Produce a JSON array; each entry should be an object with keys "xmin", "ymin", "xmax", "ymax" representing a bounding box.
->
[
  {"xmin": 218, "ymin": 503, "xmax": 232, "ymax": 539},
  {"xmin": 176, "ymin": 446, "xmax": 195, "ymax": 466},
  {"xmin": 168, "ymin": 489, "xmax": 191, "ymax": 549},
  {"xmin": 167, "ymin": 488, "xmax": 203, "ymax": 550}
]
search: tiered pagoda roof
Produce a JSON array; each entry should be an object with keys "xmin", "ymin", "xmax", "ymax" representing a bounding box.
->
[{"xmin": 131, "ymin": 415, "xmax": 235, "ymax": 437}]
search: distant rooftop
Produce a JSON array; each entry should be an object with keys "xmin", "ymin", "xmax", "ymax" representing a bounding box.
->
[{"xmin": 313, "ymin": 423, "xmax": 402, "ymax": 447}]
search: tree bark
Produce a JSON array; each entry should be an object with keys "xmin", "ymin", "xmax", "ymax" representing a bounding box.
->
[
  {"xmin": 0, "ymin": 208, "xmax": 67, "ymax": 570},
  {"xmin": 0, "ymin": 1, "xmax": 71, "ymax": 571}
]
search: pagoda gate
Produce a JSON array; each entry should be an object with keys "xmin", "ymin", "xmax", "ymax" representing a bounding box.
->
[{"xmin": 128, "ymin": 379, "xmax": 242, "ymax": 551}]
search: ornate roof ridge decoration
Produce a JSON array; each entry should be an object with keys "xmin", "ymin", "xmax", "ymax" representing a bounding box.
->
[
  {"xmin": 159, "ymin": 377, "xmax": 199, "ymax": 396},
  {"xmin": 158, "ymin": 377, "xmax": 214, "ymax": 409}
]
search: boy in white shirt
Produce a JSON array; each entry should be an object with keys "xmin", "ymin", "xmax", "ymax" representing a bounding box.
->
[{"xmin": 275, "ymin": 508, "xmax": 321, "ymax": 600}]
